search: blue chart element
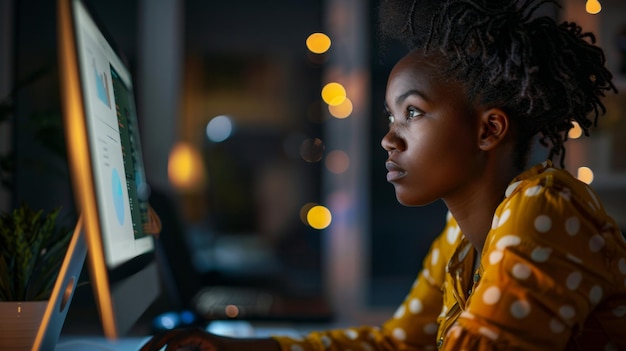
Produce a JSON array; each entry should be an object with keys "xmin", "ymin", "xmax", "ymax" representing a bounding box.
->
[
  {"xmin": 112, "ymin": 168, "xmax": 125, "ymax": 225},
  {"xmin": 94, "ymin": 63, "xmax": 110, "ymax": 107}
]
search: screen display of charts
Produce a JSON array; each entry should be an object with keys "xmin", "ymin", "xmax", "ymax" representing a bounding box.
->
[{"xmin": 74, "ymin": 0, "xmax": 153, "ymax": 268}]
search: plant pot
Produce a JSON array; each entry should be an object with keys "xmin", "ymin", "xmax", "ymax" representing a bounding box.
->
[{"xmin": 0, "ymin": 301, "xmax": 47, "ymax": 350}]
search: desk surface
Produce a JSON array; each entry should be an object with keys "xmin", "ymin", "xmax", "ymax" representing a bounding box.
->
[{"xmin": 56, "ymin": 320, "xmax": 328, "ymax": 351}]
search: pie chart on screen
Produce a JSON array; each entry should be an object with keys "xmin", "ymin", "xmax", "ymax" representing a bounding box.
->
[{"xmin": 112, "ymin": 168, "xmax": 125, "ymax": 225}]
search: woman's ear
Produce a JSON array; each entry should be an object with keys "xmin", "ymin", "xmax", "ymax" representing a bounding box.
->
[{"xmin": 478, "ymin": 108, "xmax": 509, "ymax": 151}]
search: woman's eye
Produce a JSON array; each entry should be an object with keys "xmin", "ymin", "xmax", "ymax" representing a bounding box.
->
[{"xmin": 407, "ymin": 108, "xmax": 423, "ymax": 119}]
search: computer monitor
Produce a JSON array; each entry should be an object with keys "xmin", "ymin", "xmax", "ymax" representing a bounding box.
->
[{"xmin": 56, "ymin": 0, "xmax": 160, "ymax": 340}]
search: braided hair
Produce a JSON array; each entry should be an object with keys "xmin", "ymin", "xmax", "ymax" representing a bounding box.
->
[{"xmin": 378, "ymin": 0, "xmax": 617, "ymax": 168}]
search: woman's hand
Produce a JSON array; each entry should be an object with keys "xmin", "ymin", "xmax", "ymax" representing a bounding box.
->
[
  {"xmin": 140, "ymin": 327, "xmax": 220, "ymax": 351},
  {"xmin": 139, "ymin": 327, "xmax": 282, "ymax": 351}
]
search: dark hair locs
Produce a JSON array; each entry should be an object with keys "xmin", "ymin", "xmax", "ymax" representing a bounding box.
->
[{"xmin": 378, "ymin": 0, "xmax": 617, "ymax": 168}]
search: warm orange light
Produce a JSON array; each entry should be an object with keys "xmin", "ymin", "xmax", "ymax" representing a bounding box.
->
[
  {"xmin": 225, "ymin": 305, "xmax": 239, "ymax": 318},
  {"xmin": 307, "ymin": 205, "xmax": 332, "ymax": 230},
  {"xmin": 577, "ymin": 166, "xmax": 594, "ymax": 184},
  {"xmin": 168, "ymin": 142, "xmax": 206, "ymax": 191},
  {"xmin": 328, "ymin": 97, "xmax": 353, "ymax": 118},
  {"xmin": 586, "ymin": 0, "xmax": 601, "ymax": 14},
  {"xmin": 322, "ymin": 82, "xmax": 346, "ymax": 106},
  {"xmin": 568, "ymin": 121, "xmax": 582, "ymax": 139},
  {"xmin": 306, "ymin": 32, "xmax": 331, "ymax": 54}
]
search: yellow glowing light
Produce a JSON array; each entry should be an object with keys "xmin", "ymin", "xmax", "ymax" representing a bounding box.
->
[
  {"xmin": 300, "ymin": 202, "xmax": 317, "ymax": 225},
  {"xmin": 322, "ymin": 82, "xmax": 346, "ymax": 106},
  {"xmin": 306, "ymin": 32, "xmax": 331, "ymax": 54},
  {"xmin": 307, "ymin": 205, "xmax": 332, "ymax": 230},
  {"xmin": 168, "ymin": 142, "xmax": 206, "ymax": 191},
  {"xmin": 325, "ymin": 150, "xmax": 350, "ymax": 174},
  {"xmin": 586, "ymin": 0, "xmax": 601, "ymax": 14},
  {"xmin": 328, "ymin": 97, "xmax": 353, "ymax": 118},
  {"xmin": 577, "ymin": 166, "xmax": 594, "ymax": 184},
  {"xmin": 568, "ymin": 121, "xmax": 583, "ymax": 139}
]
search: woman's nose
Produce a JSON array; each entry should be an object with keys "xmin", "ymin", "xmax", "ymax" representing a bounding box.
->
[{"xmin": 381, "ymin": 127, "xmax": 403, "ymax": 153}]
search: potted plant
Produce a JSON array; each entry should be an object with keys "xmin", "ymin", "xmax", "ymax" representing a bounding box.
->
[
  {"xmin": 0, "ymin": 204, "xmax": 73, "ymax": 350},
  {"xmin": 0, "ymin": 66, "xmax": 74, "ymax": 350}
]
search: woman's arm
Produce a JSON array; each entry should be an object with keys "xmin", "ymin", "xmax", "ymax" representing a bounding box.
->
[{"xmin": 140, "ymin": 328, "xmax": 281, "ymax": 351}]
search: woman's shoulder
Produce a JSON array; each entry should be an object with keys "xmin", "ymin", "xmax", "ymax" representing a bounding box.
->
[{"xmin": 504, "ymin": 160, "xmax": 604, "ymax": 214}]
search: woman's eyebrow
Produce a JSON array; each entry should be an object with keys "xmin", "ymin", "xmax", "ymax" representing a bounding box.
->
[{"xmin": 395, "ymin": 89, "xmax": 426, "ymax": 106}]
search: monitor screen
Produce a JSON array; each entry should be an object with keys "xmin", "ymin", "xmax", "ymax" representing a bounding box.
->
[{"xmin": 57, "ymin": 0, "xmax": 160, "ymax": 339}]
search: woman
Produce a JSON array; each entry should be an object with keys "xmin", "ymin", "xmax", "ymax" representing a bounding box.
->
[{"xmin": 142, "ymin": 0, "xmax": 626, "ymax": 349}]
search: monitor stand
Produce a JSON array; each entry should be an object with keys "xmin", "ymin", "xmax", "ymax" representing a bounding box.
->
[{"xmin": 32, "ymin": 216, "xmax": 87, "ymax": 351}]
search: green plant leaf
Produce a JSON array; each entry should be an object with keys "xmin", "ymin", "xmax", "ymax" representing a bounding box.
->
[
  {"xmin": 0, "ymin": 204, "xmax": 73, "ymax": 301},
  {"xmin": 25, "ymin": 226, "xmax": 72, "ymax": 301}
]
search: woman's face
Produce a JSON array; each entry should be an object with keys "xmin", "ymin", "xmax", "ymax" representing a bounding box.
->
[{"xmin": 381, "ymin": 50, "xmax": 484, "ymax": 206}]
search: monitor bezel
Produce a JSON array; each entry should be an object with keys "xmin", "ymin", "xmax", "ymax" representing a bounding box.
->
[{"xmin": 56, "ymin": 0, "xmax": 160, "ymax": 339}]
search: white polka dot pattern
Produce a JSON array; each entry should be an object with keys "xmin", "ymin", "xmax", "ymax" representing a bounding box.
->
[
  {"xmin": 394, "ymin": 305, "xmax": 405, "ymax": 319},
  {"xmin": 478, "ymin": 326, "xmax": 499, "ymax": 340},
  {"xmin": 534, "ymin": 215, "xmax": 552, "ymax": 233},
  {"xmin": 489, "ymin": 250, "xmax": 504, "ymax": 265},
  {"xmin": 589, "ymin": 235, "xmax": 605, "ymax": 253},
  {"xmin": 559, "ymin": 305, "xmax": 575, "ymax": 319},
  {"xmin": 409, "ymin": 298, "xmax": 423, "ymax": 314},
  {"xmin": 565, "ymin": 217, "xmax": 580, "ymax": 236},
  {"xmin": 495, "ymin": 235, "xmax": 521, "ymax": 250},
  {"xmin": 505, "ymin": 180, "xmax": 522, "ymax": 197},
  {"xmin": 344, "ymin": 329, "xmax": 358, "ymax": 340},
  {"xmin": 272, "ymin": 163, "xmax": 626, "ymax": 351},
  {"xmin": 613, "ymin": 306, "xmax": 626, "ymax": 317},
  {"xmin": 423, "ymin": 323, "xmax": 438, "ymax": 335},
  {"xmin": 458, "ymin": 244, "xmax": 472, "ymax": 261},
  {"xmin": 321, "ymin": 336, "xmax": 331, "ymax": 347},
  {"xmin": 530, "ymin": 247, "xmax": 552, "ymax": 262},
  {"xmin": 567, "ymin": 254, "xmax": 583, "ymax": 264},
  {"xmin": 589, "ymin": 286, "xmax": 602, "ymax": 305},
  {"xmin": 447, "ymin": 225, "xmax": 460, "ymax": 244},
  {"xmin": 431, "ymin": 248, "xmax": 440, "ymax": 266},
  {"xmin": 392, "ymin": 327, "xmax": 406, "ymax": 341},
  {"xmin": 550, "ymin": 319, "xmax": 565, "ymax": 333},
  {"xmin": 512, "ymin": 263, "xmax": 532, "ymax": 280},
  {"xmin": 525, "ymin": 185, "xmax": 543, "ymax": 197},
  {"xmin": 566, "ymin": 272, "xmax": 582, "ymax": 290},
  {"xmin": 482, "ymin": 286, "xmax": 501, "ymax": 305}
]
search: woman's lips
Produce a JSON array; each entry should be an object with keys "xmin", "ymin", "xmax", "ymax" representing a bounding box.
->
[{"xmin": 385, "ymin": 161, "xmax": 406, "ymax": 182}]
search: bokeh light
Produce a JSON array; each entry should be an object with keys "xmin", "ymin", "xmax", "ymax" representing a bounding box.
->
[
  {"xmin": 306, "ymin": 32, "xmax": 331, "ymax": 54},
  {"xmin": 577, "ymin": 166, "xmax": 594, "ymax": 184},
  {"xmin": 325, "ymin": 150, "xmax": 350, "ymax": 174},
  {"xmin": 206, "ymin": 115, "xmax": 234, "ymax": 142},
  {"xmin": 568, "ymin": 121, "xmax": 582, "ymax": 139},
  {"xmin": 224, "ymin": 305, "xmax": 239, "ymax": 318},
  {"xmin": 300, "ymin": 138, "xmax": 325, "ymax": 163},
  {"xmin": 168, "ymin": 142, "xmax": 206, "ymax": 191},
  {"xmin": 586, "ymin": 0, "xmax": 601, "ymax": 14},
  {"xmin": 306, "ymin": 205, "xmax": 332, "ymax": 230},
  {"xmin": 300, "ymin": 202, "xmax": 318, "ymax": 225},
  {"xmin": 321, "ymin": 82, "xmax": 346, "ymax": 106},
  {"xmin": 328, "ymin": 97, "xmax": 353, "ymax": 118}
]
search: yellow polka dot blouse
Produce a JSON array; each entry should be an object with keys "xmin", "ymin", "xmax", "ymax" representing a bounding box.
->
[{"xmin": 272, "ymin": 161, "xmax": 626, "ymax": 350}]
